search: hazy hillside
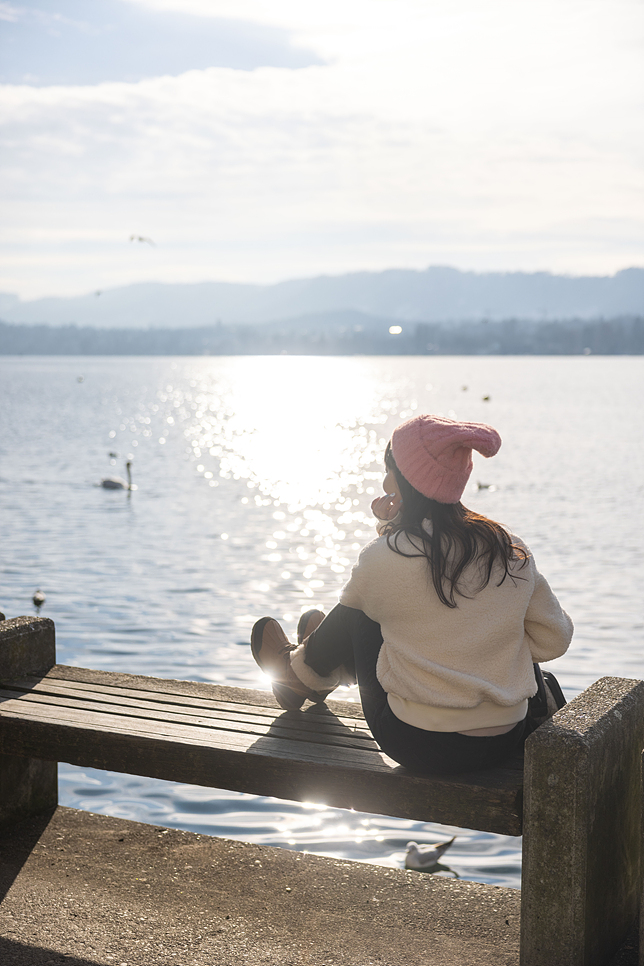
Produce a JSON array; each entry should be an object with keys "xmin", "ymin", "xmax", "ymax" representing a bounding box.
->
[{"xmin": 1, "ymin": 267, "xmax": 642, "ymax": 329}]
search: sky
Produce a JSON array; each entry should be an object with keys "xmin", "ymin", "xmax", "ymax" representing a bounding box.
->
[{"xmin": 1, "ymin": 0, "xmax": 643, "ymax": 299}]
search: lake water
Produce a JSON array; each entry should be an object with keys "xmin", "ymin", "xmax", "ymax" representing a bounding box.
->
[{"xmin": 1, "ymin": 354, "xmax": 642, "ymax": 889}]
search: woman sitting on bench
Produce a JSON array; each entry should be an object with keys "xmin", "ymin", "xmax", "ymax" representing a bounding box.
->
[{"xmin": 251, "ymin": 413, "xmax": 573, "ymax": 775}]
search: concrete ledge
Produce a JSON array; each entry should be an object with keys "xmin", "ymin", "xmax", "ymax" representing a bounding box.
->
[
  {"xmin": 0, "ymin": 807, "xmax": 524, "ymax": 966},
  {"xmin": 0, "ymin": 617, "xmax": 55, "ymax": 681},
  {"xmin": 0, "ymin": 617, "xmax": 58, "ymax": 827},
  {"xmin": 521, "ymin": 677, "xmax": 644, "ymax": 966}
]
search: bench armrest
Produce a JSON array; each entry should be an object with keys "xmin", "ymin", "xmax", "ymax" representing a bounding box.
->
[
  {"xmin": 0, "ymin": 617, "xmax": 56, "ymax": 682},
  {"xmin": 521, "ymin": 676, "xmax": 644, "ymax": 966}
]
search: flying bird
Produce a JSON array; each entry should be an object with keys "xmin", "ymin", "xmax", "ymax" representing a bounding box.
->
[
  {"xmin": 405, "ymin": 837, "xmax": 456, "ymax": 871},
  {"xmin": 129, "ymin": 235, "xmax": 155, "ymax": 246}
]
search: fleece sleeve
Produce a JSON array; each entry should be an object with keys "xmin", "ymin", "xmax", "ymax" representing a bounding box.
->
[
  {"xmin": 338, "ymin": 543, "xmax": 377, "ymax": 611},
  {"xmin": 524, "ymin": 570, "xmax": 574, "ymax": 662}
]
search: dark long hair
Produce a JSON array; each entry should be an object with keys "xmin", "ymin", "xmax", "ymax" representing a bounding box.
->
[{"xmin": 383, "ymin": 442, "xmax": 528, "ymax": 607}]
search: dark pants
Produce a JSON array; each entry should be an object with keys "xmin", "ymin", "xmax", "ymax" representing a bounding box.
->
[{"xmin": 303, "ymin": 604, "xmax": 528, "ymax": 776}]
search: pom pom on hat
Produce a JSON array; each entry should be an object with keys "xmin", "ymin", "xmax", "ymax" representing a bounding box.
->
[{"xmin": 390, "ymin": 414, "xmax": 501, "ymax": 504}]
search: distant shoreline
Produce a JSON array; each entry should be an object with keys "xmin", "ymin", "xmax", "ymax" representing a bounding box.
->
[{"xmin": 1, "ymin": 316, "xmax": 642, "ymax": 356}]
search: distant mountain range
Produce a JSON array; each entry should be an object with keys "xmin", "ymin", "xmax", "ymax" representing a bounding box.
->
[{"xmin": 1, "ymin": 266, "xmax": 642, "ymax": 330}]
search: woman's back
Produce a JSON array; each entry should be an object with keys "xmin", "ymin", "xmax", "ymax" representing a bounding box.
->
[
  {"xmin": 340, "ymin": 526, "xmax": 570, "ymax": 716},
  {"xmin": 252, "ymin": 411, "xmax": 573, "ymax": 773}
]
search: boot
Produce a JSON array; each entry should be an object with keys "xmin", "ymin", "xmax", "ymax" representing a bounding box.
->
[
  {"xmin": 251, "ymin": 617, "xmax": 332, "ymax": 711},
  {"xmin": 296, "ymin": 608, "xmax": 326, "ymax": 644}
]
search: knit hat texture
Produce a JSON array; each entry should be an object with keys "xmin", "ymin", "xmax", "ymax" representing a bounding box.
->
[{"xmin": 390, "ymin": 414, "xmax": 501, "ymax": 504}]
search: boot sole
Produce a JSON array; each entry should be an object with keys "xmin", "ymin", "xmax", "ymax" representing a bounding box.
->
[
  {"xmin": 271, "ymin": 682, "xmax": 308, "ymax": 711},
  {"xmin": 250, "ymin": 616, "xmax": 277, "ymax": 670}
]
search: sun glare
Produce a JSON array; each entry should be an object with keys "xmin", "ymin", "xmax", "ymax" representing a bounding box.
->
[{"xmin": 186, "ymin": 357, "xmax": 393, "ymax": 508}]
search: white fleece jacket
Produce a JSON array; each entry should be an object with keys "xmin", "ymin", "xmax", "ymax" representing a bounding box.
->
[{"xmin": 337, "ymin": 526, "xmax": 573, "ymax": 731}]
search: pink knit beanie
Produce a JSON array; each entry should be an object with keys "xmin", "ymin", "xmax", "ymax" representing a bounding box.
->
[{"xmin": 390, "ymin": 414, "xmax": 501, "ymax": 504}]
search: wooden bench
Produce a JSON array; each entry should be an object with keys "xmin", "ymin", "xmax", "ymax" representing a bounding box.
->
[{"xmin": 1, "ymin": 616, "xmax": 643, "ymax": 966}]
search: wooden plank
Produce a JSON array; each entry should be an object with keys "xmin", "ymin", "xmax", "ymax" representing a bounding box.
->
[
  {"xmin": 0, "ymin": 695, "xmax": 523, "ymax": 794},
  {"xmin": 46, "ymin": 665, "xmax": 369, "ymax": 721},
  {"xmin": 0, "ymin": 688, "xmax": 378, "ymax": 753},
  {"xmin": 0, "ymin": 699, "xmax": 388, "ymax": 768},
  {"xmin": 6, "ymin": 676, "xmax": 302, "ymax": 719},
  {"xmin": 0, "ymin": 665, "xmax": 524, "ymax": 834},
  {"xmin": 0, "ymin": 708, "xmax": 523, "ymax": 835},
  {"xmin": 1, "ymin": 679, "xmax": 374, "ymax": 739}
]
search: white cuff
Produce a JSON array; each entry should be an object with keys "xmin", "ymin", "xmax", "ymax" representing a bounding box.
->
[
  {"xmin": 290, "ymin": 645, "xmax": 342, "ymax": 691},
  {"xmin": 375, "ymin": 511, "xmax": 402, "ymax": 535}
]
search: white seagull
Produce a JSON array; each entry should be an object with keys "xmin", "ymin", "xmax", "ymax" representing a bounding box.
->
[
  {"xmin": 33, "ymin": 589, "xmax": 46, "ymax": 609},
  {"xmin": 405, "ymin": 836, "xmax": 456, "ymax": 871}
]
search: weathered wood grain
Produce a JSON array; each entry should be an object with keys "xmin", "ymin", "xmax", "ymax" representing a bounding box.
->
[
  {"xmin": 48, "ymin": 664, "xmax": 369, "ymax": 720},
  {"xmin": 0, "ymin": 687, "xmax": 378, "ymax": 753},
  {"xmin": 1, "ymin": 678, "xmax": 374, "ymax": 738},
  {"xmin": 0, "ymin": 694, "xmax": 412, "ymax": 767},
  {"xmin": 0, "ymin": 667, "xmax": 524, "ymax": 834},
  {"xmin": 0, "ymin": 706, "xmax": 522, "ymax": 834}
]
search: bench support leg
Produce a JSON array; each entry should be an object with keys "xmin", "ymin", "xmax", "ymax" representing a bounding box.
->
[
  {"xmin": 0, "ymin": 617, "xmax": 58, "ymax": 827},
  {"xmin": 0, "ymin": 753, "xmax": 57, "ymax": 827},
  {"xmin": 521, "ymin": 676, "xmax": 644, "ymax": 966},
  {"xmin": 641, "ymin": 751, "xmax": 644, "ymax": 966}
]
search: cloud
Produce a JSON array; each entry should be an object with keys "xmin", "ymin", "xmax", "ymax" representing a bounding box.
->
[
  {"xmin": 0, "ymin": 0, "xmax": 322, "ymax": 85},
  {"xmin": 0, "ymin": 0, "xmax": 643, "ymax": 296}
]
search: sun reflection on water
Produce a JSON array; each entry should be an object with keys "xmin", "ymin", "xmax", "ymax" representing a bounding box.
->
[
  {"xmin": 182, "ymin": 356, "xmax": 398, "ymax": 510},
  {"xmin": 160, "ymin": 357, "xmax": 422, "ymax": 635}
]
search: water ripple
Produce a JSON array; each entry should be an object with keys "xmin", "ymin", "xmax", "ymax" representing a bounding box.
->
[{"xmin": 2, "ymin": 355, "xmax": 643, "ymax": 889}]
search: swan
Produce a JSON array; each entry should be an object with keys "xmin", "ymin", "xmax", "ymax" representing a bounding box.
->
[{"xmin": 101, "ymin": 461, "xmax": 133, "ymax": 491}]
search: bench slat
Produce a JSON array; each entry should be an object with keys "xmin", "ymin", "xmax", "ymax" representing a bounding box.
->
[
  {"xmin": 49, "ymin": 665, "xmax": 370, "ymax": 720},
  {"xmin": 0, "ymin": 697, "xmax": 391, "ymax": 765},
  {"xmin": 19, "ymin": 673, "xmax": 366, "ymax": 717},
  {"xmin": 0, "ymin": 667, "xmax": 524, "ymax": 835},
  {"xmin": 1, "ymin": 679, "xmax": 374, "ymax": 740},
  {"xmin": 0, "ymin": 705, "xmax": 523, "ymax": 834},
  {"xmin": 0, "ymin": 687, "xmax": 379, "ymax": 753}
]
